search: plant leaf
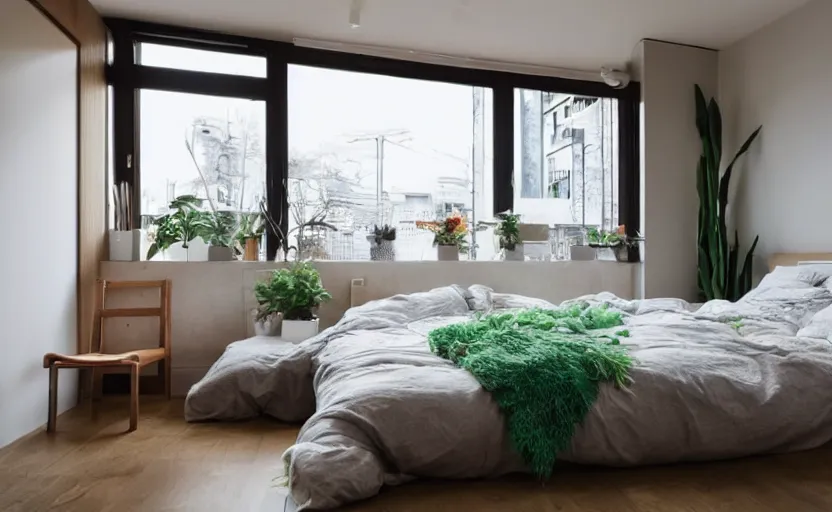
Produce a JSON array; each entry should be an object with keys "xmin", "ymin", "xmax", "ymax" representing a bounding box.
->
[{"xmin": 719, "ymin": 126, "xmax": 762, "ymax": 223}]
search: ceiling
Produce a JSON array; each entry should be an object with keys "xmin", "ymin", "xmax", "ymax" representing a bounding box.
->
[{"xmin": 90, "ymin": 0, "xmax": 810, "ymax": 71}]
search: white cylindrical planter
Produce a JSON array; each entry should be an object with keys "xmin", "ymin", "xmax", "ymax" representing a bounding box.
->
[
  {"xmin": 437, "ymin": 245, "xmax": 459, "ymax": 261},
  {"xmin": 109, "ymin": 229, "xmax": 142, "ymax": 261},
  {"xmin": 570, "ymin": 245, "xmax": 597, "ymax": 261},
  {"xmin": 504, "ymin": 244, "xmax": 525, "ymax": 261},
  {"xmin": 281, "ymin": 319, "xmax": 319, "ymax": 343}
]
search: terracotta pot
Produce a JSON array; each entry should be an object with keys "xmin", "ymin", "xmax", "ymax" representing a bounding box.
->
[{"xmin": 244, "ymin": 238, "xmax": 260, "ymax": 261}]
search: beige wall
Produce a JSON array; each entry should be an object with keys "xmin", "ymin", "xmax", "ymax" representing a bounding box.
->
[
  {"xmin": 636, "ymin": 40, "xmax": 718, "ymax": 301},
  {"xmin": 100, "ymin": 261, "xmax": 639, "ymax": 396},
  {"xmin": 0, "ymin": 0, "xmax": 78, "ymax": 448},
  {"xmin": 719, "ymin": 0, "xmax": 831, "ymax": 260}
]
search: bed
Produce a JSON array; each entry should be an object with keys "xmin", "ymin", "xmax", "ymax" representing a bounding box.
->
[{"xmin": 185, "ymin": 256, "xmax": 832, "ymax": 510}]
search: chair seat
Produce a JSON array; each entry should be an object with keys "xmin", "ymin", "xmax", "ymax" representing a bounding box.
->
[{"xmin": 43, "ymin": 348, "xmax": 165, "ymax": 368}]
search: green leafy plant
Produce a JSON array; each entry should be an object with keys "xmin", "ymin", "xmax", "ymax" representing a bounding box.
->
[
  {"xmin": 203, "ymin": 211, "xmax": 238, "ymax": 248},
  {"xmin": 253, "ymin": 262, "xmax": 332, "ymax": 321},
  {"xmin": 146, "ymin": 195, "xmax": 211, "ymax": 260},
  {"xmin": 586, "ymin": 227, "xmax": 622, "ymax": 247},
  {"xmin": 495, "ymin": 211, "xmax": 521, "ymax": 251},
  {"xmin": 695, "ymin": 84, "xmax": 762, "ymax": 302},
  {"xmin": 371, "ymin": 224, "xmax": 397, "ymax": 245},
  {"xmin": 236, "ymin": 212, "xmax": 265, "ymax": 243}
]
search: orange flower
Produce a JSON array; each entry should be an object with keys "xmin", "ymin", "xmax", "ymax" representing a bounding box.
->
[{"xmin": 617, "ymin": 224, "xmax": 626, "ymax": 235}]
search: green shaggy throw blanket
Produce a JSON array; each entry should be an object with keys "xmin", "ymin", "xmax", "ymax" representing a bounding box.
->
[{"xmin": 428, "ymin": 305, "xmax": 633, "ymax": 479}]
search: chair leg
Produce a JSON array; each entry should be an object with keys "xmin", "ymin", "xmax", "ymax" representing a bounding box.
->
[
  {"xmin": 163, "ymin": 360, "xmax": 171, "ymax": 400},
  {"xmin": 47, "ymin": 365, "xmax": 58, "ymax": 433},
  {"xmin": 129, "ymin": 364, "xmax": 139, "ymax": 432},
  {"xmin": 92, "ymin": 367, "xmax": 103, "ymax": 401}
]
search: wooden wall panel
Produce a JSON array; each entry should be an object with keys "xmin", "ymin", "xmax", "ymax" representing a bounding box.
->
[{"xmin": 30, "ymin": 0, "xmax": 107, "ymax": 357}]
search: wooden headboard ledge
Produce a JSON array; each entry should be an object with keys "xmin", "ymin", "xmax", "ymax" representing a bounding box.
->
[{"xmin": 768, "ymin": 253, "xmax": 832, "ymax": 271}]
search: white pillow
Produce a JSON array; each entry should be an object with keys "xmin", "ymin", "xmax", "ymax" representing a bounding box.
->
[
  {"xmin": 797, "ymin": 303, "xmax": 832, "ymax": 340},
  {"xmin": 758, "ymin": 266, "xmax": 830, "ymax": 289}
]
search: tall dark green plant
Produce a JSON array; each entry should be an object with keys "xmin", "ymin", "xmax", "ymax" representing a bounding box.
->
[{"xmin": 695, "ymin": 85, "xmax": 761, "ymax": 302}]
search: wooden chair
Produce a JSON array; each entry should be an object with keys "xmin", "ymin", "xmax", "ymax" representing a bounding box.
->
[{"xmin": 43, "ymin": 279, "xmax": 172, "ymax": 433}]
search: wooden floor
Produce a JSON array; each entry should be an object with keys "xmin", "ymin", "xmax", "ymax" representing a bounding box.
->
[{"xmin": 2, "ymin": 399, "xmax": 831, "ymax": 512}]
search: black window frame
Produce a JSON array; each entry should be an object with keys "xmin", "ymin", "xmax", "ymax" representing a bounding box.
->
[{"xmin": 107, "ymin": 18, "xmax": 640, "ymax": 261}]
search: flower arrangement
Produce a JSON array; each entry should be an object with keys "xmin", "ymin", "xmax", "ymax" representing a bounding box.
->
[{"xmin": 416, "ymin": 212, "xmax": 469, "ymax": 253}]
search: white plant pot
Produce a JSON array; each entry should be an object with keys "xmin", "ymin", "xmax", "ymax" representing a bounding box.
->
[
  {"xmin": 570, "ymin": 245, "xmax": 597, "ymax": 261},
  {"xmin": 187, "ymin": 238, "xmax": 209, "ymax": 262},
  {"xmin": 437, "ymin": 245, "xmax": 459, "ymax": 261},
  {"xmin": 281, "ymin": 319, "xmax": 319, "ymax": 343},
  {"xmin": 109, "ymin": 229, "xmax": 142, "ymax": 261},
  {"xmin": 253, "ymin": 312, "xmax": 281, "ymax": 337},
  {"xmin": 504, "ymin": 244, "xmax": 525, "ymax": 261},
  {"xmin": 208, "ymin": 245, "xmax": 235, "ymax": 261}
]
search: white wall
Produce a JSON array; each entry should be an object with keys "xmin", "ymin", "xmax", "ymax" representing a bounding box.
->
[
  {"xmin": 0, "ymin": 0, "xmax": 78, "ymax": 448},
  {"xmin": 636, "ymin": 40, "xmax": 718, "ymax": 301},
  {"xmin": 100, "ymin": 261, "xmax": 639, "ymax": 396},
  {"xmin": 719, "ymin": 0, "xmax": 831, "ymax": 259}
]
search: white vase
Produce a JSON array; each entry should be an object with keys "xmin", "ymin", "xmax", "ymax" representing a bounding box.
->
[
  {"xmin": 253, "ymin": 312, "xmax": 281, "ymax": 337},
  {"xmin": 504, "ymin": 244, "xmax": 525, "ymax": 261},
  {"xmin": 109, "ymin": 229, "xmax": 142, "ymax": 261},
  {"xmin": 437, "ymin": 245, "xmax": 459, "ymax": 261},
  {"xmin": 281, "ymin": 319, "xmax": 319, "ymax": 343}
]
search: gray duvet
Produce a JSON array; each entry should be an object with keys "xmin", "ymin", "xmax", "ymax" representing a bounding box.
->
[{"xmin": 185, "ymin": 266, "xmax": 832, "ymax": 510}]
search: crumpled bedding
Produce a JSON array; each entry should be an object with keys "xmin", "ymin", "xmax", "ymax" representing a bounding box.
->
[{"xmin": 185, "ymin": 266, "xmax": 832, "ymax": 510}]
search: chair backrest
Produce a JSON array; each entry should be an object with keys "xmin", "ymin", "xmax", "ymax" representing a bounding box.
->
[{"xmin": 94, "ymin": 280, "xmax": 171, "ymax": 356}]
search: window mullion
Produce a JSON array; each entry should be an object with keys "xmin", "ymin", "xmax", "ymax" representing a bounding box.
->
[
  {"xmin": 493, "ymin": 84, "xmax": 514, "ymax": 214},
  {"xmin": 266, "ymin": 54, "xmax": 288, "ymax": 261}
]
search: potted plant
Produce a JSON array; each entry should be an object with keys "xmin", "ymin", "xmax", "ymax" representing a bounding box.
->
[
  {"xmin": 368, "ymin": 224, "xmax": 396, "ymax": 261},
  {"xmin": 236, "ymin": 212, "xmax": 265, "ymax": 261},
  {"xmin": 146, "ymin": 195, "xmax": 211, "ymax": 261},
  {"xmin": 203, "ymin": 211, "xmax": 238, "ymax": 261},
  {"xmin": 695, "ymin": 84, "xmax": 761, "ymax": 301},
  {"xmin": 495, "ymin": 211, "xmax": 523, "ymax": 261},
  {"xmin": 417, "ymin": 212, "xmax": 469, "ymax": 261},
  {"xmin": 586, "ymin": 225, "xmax": 643, "ymax": 262},
  {"xmin": 253, "ymin": 262, "xmax": 332, "ymax": 342}
]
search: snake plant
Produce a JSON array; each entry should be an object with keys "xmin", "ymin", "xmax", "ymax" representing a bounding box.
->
[{"xmin": 695, "ymin": 85, "xmax": 762, "ymax": 302}]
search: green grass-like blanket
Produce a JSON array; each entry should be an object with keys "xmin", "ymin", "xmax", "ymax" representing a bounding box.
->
[{"xmin": 428, "ymin": 305, "xmax": 633, "ymax": 479}]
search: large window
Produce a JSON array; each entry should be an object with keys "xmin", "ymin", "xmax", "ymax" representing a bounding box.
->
[
  {"xmin": 515, "ymin": 90, "xmax": 617, "ymax": 229},
  {"xmin": 138, "ymin": 42, "xmax": 267, "ymax": 78},
  {"xmin": 108, "ymin": 19, "xmax": 639, "ymax": 262},
  {"xmin": 288, "ymin": 65, "xmax": 493, "ymax": 260},
  {"xmin": 139, "ymin": 90, "xmax": 265, "ymax": 216}
]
